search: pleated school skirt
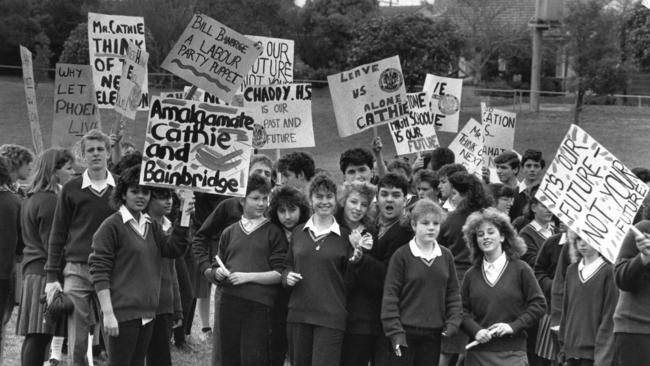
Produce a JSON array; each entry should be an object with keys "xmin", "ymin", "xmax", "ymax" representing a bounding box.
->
[
  {"xmin": 465, "ymin": 350, "xmax": 527, "ymax": 366},
  {"xmin": 16, "ymin": 274, "xmax": 65, "ymax": 336},
  {"xmin": 534, "ymin": 314, "xmax": 558, "ymax": 360}
]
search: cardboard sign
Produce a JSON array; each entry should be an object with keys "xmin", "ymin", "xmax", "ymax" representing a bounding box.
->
[
  {"xmin": 88, "ymin": 12, "xmax": 148, "ymax": 110},
  {"xmin": 328, "ymin": 56, "xmax": 408, "ymax": 138},
  {"xmin": 161, "ymin": 14, "xmax": 262, "ymax": 103},
  {"xmin": 115, "ymin": 42, "xmax": 149, "ymax": 119},
  {"xmin": 160, "ymin": 90, "xmax": 185, "ymax": 99},
  {"xmin": 52, "ymin": 64, "xmax": 101, "ymax": 162},
  {"xmin": 241, "ymin": 36, "xmax": 294, "ymax": 92},
  {"xmin": 389, "ymin": 92, "xmax": 439, "ymax": 155},
  {"xmin": 182, "ymin": 86, "xmax": 228, "ymax": 105},
  {"xmin": 20, "ymin": 46, "xmax": 44, "ymax": 154},
  {"xmin": 423, "ymin": 74, "xmax": 462, "ymax": 133},
  {"xmin": 481, "ymin": 103, "xmax": 516, "ymax": 167},
  {"xmin": 448, "ymin": 118, "xmax": 484, "ymax": 177},
  {"xmin": 243, "ymin": 84, "xmax": 314, "ymax": 149},
  {"xmin": 536, "ymin": 125, "xmax": 649, "ymax": 262},
  {"xmin": 140, "ymin": 96, "xmax": 254, "ymax": 196}
]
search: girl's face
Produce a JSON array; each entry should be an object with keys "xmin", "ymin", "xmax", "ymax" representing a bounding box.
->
[
  {"xmin": 344, "ymin": 191, "xmax": 370, "ymax": 225},
  {"xmin": 311, "ymin": 188, "xmax": 336, "ymax": 217},
  {"xmin": 123, "ymin": 186, "xmax": 151, "ymax": 214},
  {"xmin": 148, "ymin": 196, "xmax": 172, "ymax": 217},
  {"xmin": 576, "ymin": 237, "xmax": 598, "ymax": 258},
  {"xmin": 495, "ymin": 196, "xmax": 514, "ymax": 214},
  {"xmin": 411, "ymin": 213, "xmax": 441, "ymax": 245},
  {"xmin": 277, "ymin": 205, "xmax": 300, "ymax": 230},
  {"xmin": 55, "ymin": 161, "xmax": 75, "ymax": 186},
  {"xmin": 242, "ymin": 190, "xmax": 269, "ymax": 219},
  {"xmin": 532, "ymin": 201, "xmax": 553, "ymax": 224},
  {"xmin": 476, "ymin": 221, "xmax": 504, "ymax": 257},
  {"xmin": 16, "ymin": 162, "xmax": 32, "ymax": 181},
  {"xmin": 416, "ymin": 181, "xmax": 437, "ymax": 201}
]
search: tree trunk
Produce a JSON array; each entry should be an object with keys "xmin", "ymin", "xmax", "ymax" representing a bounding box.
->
[{"xmin": 573, "ymin": 88, "xmax": 585, "ymax": 125}]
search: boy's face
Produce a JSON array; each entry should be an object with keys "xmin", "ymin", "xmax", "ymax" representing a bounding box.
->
[
  {"xmin": 344, "ymin": 164, "xmax": 373, "ymax": 183},
  {"xmin": 83, "ymin": 139, "xmax": 109, "ymax": 172},
  {"xmin": 416, "ymin": 181, "xmax": 438, "ymax": 201},
  {"xmin": 249, "ymin": 162, "xmax": 272, "ymax": 182},
  {"xmin": 148, "ymin": 196, "xmax": 173, "ymax": 217},
  {"xmin": 280, "ymin": 170, "xmax": 305, "ymax": 189},
  {"xmin": 496, "ymin": 163, "xmax": 518, "ymax": 184},
  {"xmin": 522, "ymin": 160, "xmax": 542, "ymax": 182},
  {"xmin": 377, "ymin": 186, "xmax": 405, "ymax": 221},
  {"xmin": 438, "ymin": 176, "xmax": 452, "ymax": 200},
  {"xmin": 242, "ymin": 190, "xmax": 269, "ymax": 219}
]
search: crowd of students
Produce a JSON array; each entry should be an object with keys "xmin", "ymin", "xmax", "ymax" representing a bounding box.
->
[{"xmin": 1, "ymin": 129, "xmax": 650, "ymax": 366}]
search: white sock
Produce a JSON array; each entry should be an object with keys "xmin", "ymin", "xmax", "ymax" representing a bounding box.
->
[
  {"xmin": 50, "ymin": 336, "xmax": 64, "ymax": 360},
  {"xmin": 87, "ymin": 334, "xmax": 94, "ymax": 366}
]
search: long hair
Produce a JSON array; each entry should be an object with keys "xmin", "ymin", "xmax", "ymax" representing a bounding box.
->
[
  {"xmin": 268, "ymin": 185, "xmax": 311, "ymax": 229},
  {"xmin": 449, "ymin": 172, "xmax": 491, "ymax": 213},
  {"xmin": 463, "ymin": 208, "xmax": 527, "ymax": 267},
  {"xmin": 336, "ymin": 181, "xmax": 377, "ymax": 229},
  {"xmin": 27, "ymin": 148, "xmax": 74, "ymax": 195}
]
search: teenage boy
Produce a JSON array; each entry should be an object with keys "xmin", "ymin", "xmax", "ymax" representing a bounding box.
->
[
  {"xmin": 515, "ymin": 149, "xmax": 545, "ymax": 222},
  {"xmin": 277, "ymin": 152, "xmax": 315, "ymax": 191},
  {"xmin": 436, "ymin": 164, "xmax": 468, "ymax": 212},
  {"xmin": 45, "ymin": 130, "xmax": 116, "ymax": 366},
  {"xmin": 340, "ymin": 148, "xmax": 374, "ymax": 183},
  {"xmin": 494, "ymin": 150, "xmax": 526, "ymax": 222},
  {"xmin": 344, "ymin": 173, "xmax": 414, "ymax": 365}
]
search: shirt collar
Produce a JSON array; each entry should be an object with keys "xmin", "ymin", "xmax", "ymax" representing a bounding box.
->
[
  {"xmin": 518, "ymin": 179, "xmax": 528, "ymax": 194},
  {"xmin": 529, "ymin": 220, "xmax": 553, "ymax": 239},
  {"xmin": 558, "ymin": 232, "xmax": 567, "ymax": 246},
  {"xmin": 578, "ymin": 256, "xmax": 605, "ymax": 274},
  {"xmin": 409, "ymin": 239, "xmax": 442, "ymax": 261},
  {"xmin": 303, "ymin": 216, "xmax": 341, "ymax": 237},
  {"xmin": 81, "ymin": 169, "xmax": 115, "ymax": 189},
  {"xmin": 483, "ymin": 251, "xmax": 507, "ymax": 271},
  {"xmin": 442, "ymin": 199, "xmax": 455, "ymax": 212},
  {"xmin": 161, "ymin": 216, "xmax": 172, "ymax": 232},
  {"xmin": 119, "ymin": 205, "xmax": 150, "ymax": 225}
]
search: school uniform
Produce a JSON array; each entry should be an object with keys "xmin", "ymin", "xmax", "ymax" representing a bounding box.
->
[
  {"xmin": 0, "ymin": 187, "xmax": 22, "ymax": 360},
  {"xmin": 45, "ymin": 170, "xmax": 116, "ymax": 366},
  {"xmin": 509, "ymin": 181, "xmax": 530, "ymax": 223},
  {"xmin": 89, "ymin": 206, "xmax": 188, "ymax": 366},
  {"xmin": 283, "ymin": 217, "xmax": 353, "ymax": 366},
  {"xmin": 381, "ymin": 240, "xmax": 462, "ymax": 366},
  {"xmin": 461, "ymin": 256, "xmax": 546, "ymax": 366},
  {"xmin": 560, "ymin": 258, "xmax": 617, "ymax": 366}
]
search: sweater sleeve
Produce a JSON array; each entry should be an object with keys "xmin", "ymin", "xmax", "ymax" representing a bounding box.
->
[
  {"xmin": 191, "ymin": 205, "xmax": 222, "ymax": 274},
  {"xmin": 88, "ymin": 218, "xmax": 118, "ymax": 292},
  {"xmin": 594, "ymin": 268, "xmax": 618, "ymax": 366},
  {"xmin": 614, "ymin": 221, "xmax": 650, "ymax": 292},
  {"xmin": 558, "ymin": 266, "xmax": 571, "ymax": 349},
  {"xmin": 550, "ymin": 244, "xmax": 571, "ymax": 325},
  {"xmin": 268, "ymin": 225, "xmax": 288, "ymax": 273},
  {"xmin": 153, "ymin": 220, "xmax": 189, "ymax": 258},
  {"xmin": 171, "ymin": 261, "xmax": 183, "ymax": 319},
  {"xmin": 444, "ymin": 251, "xmax": 462, "ymax": 336},
  {"xmin": 46, "ymin": 186, "xmax": 72, "ymax": 282},
  {"xmin": 461, "ymin": 269, "xmax": 484, "ymax": 338},
  {"xmin": 534, "ymin": 236, "xmax": 556, "ymax": 301},
  {"xmin": 519, "ymin": 227, "xmax": 540, "ymax": 268},
  {"xmin": 381, "ymin": 250, "xmax": 407, "ymax": 347},
  {"xmin": 507, "ymin": 262, "xmax": 546, "ymax": 334},
  {"xmin": 281, "ymin": 230, "xmax": 295, "ymax": 287},
  {"xmin": 38, "ymin": 195, "xmax": 58, "ymax": 254}
]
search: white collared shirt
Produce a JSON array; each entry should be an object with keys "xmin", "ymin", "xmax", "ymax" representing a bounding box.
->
[
  {"xmin": 303, "ymin": 216, "xmax": 341, "ymax": 238},
  {"xmin": 483, "ymin": 252, "xmax": 507, "ymax": 285},
  {"xmin": 82, "ymin": 169, "xmax": 115, "ymax": 193},
  {"xmin": 119, "ymin": 205, "xmax": 150, "ymax": 237},
  {"xmin": 578, "ymin": 256, "xmax": 605, "ymax": 280},
  {"xmin": 518, "ymin": 179, "xmax": 529, "ymax": 194},
  {"xmin": 442, "ymin": 199, "xmax": 456, "ymax": 212},
  {"xmin": 161, "ymin": 216, "xmax": 172, "ymax": 233},
  {"xmin": 240, "ymin": 216, "xmax": 268, "ymax": 234},
  {"xmin": 529, "ymin": 220, "xmax": 554, "ymax": 240},
  {"xmin": 558, "ymin": 232, "xmax": 567, "ymax": 246},
  {"xmin": 409, "ymin": 239, "xmax": 442, "ymax": 262}
]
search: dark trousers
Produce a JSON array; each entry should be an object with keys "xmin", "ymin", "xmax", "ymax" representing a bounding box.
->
[
  {"xmin": 385, "ymin": 331, "xmax": 442, "ymax": 366},
  {"xmin": 287, "ymin": 322, "xmax": 345, "ymax": 366},
  {"xmin": 0, "ymin": 278, "xmax": 11, "ymax": 360},
  {"xmin": 21, "ymin": 333, "xmax": 53, "ymax": 366},
  {"xmin": 106, "ymin": 319, "xmax": 154, "ymax": 366},
  {"xmin": 615, "ymin": 332, "xmax": 650, "ymax": 366},
  {"xmin": 174, "ymin": 255, "xmax": 193, "ymax": 344},
  {"xmin": 270, "ymin": 289, "xmax": 289, "ymax": 366},
  {"xmin": 341, "ymin": 333, "xmax": 379, "ymax": 366},
  {"xmin": 146, "ymin": 314, "xmax": 172, "ymax": 366},
  {"xmin": 565, "ymin": 358, "xmax": 593, "ymax": 366},
  {"xmin": 220, "ymin": 293, "xmax": 270, "ymax": 366}
]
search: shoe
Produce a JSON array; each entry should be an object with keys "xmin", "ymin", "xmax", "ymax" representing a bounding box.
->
[
  {"xmin": 199, "ymin": 327, "xmax": 213, "ymax": 342},
  {"xmin": 174, "ymin": 342, "xmax": 195, "ymax": 353},
  {"xmin": 49, "ymin": 359, "xmax": 61, "ymax": 366}
]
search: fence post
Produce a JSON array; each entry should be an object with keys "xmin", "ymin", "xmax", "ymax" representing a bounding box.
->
[
  {"xmin": 639, "ymin": 96, "xmax": 642, "ymax": 108},
  {"xmin": 513, "ymin": 90, "xmax": 517, "ymax": 111}
]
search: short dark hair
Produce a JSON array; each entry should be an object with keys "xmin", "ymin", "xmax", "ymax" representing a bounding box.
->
[
  {"xmin": 110, "ymin": 165, "xmax": 149, "ymax": 209},
  {"xmin": 246, "ymin": 174, "xmax": 272, "ymax": 196},
  {"xmin": 339, "ymin": 148, "xmax": 374, "ymax": 173},
  {"xmin": 150, "ymin": 187, "xmax": 173, "ymax": 200},
  {"xmin": 277, "ymin": 152, "xmax": 315, "ymax": 180},
  {"xmin": 521, "ymin": 149, "xmax": 545, "ymax": 168},
  {"xmin": 525, "ymin": 184, "xmax": 542, "ymax": 221},
  {"xmin": 377, "ymin": 172, "xmax": 409, "ymax": 196},
  {"xmin": 488, "ymin": 183, "xmax": 516, "ymax": 200},
  {"xmin": 437, "ymin": 163, "xmax": 468, "ymax": 179},
  {"xmin": 494, "ymin": 151, "xmax": 520, "ymax": 170},
  {"xmin": 113, "ymin": 151, "xmax": 143, "ymax": 175},
  {"xmin": 632, "ymin": 167, "xmax": 650, "ymax": 183},
  {"xmin": 412, "ymin": 169, "xmax": 439, "ymax": 188},
  {"xmin": 387, "ymin": 158, "xmax": 412, "ymax": 178},
  {"xmin": 268, "ymin": 185, "xmax": 311, "ymax": 228},
  {"xmin": 0, "ymin": 144, "xmax": 34, "ymax": 172},
  {"xmin": 425, "ymin": 147, "xmax": 455, "ymax": 171},
  {"xmin": 308, "ymin": 173, "xmax": 337, "ymax": 198},
  {"xmin": 448, "ymin": 172, "xmax": 491, "ymax": 213}
]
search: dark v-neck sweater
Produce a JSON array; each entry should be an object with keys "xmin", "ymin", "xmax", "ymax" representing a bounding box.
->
[
  {"xmin": 461, "ymin": 259, "xmax": 546, "ymax": 352},
  {"xmin": 381, "ymin": 244, "xmax": 462, "ymax": 346},
  {"xmin": 46, "ymin": 175, "xmax": 116, "ymax": 282},
  {"xmin": 21, "ymin": 191, "xmax": 57, "ymax": 275},
  {"xmin": 0, "ymin": 190, "xmax": 22, "ymax": 279},
  {"xmin": 519, "ymin": 223, "xmax": 549, "ymax": 268},
  {"xmin": 283, "ymin": 222, "xmax": 353, "ymax": 331},
  {"xmin": 218, "ymin": 220, "xmax": 288, "ymax": 307},
  {"xmin": 89, "ymin": 213, "xmax": 189, "ymax": 322}
]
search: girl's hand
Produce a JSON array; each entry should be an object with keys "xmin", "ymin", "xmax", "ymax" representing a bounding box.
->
[
  {"xmin": 214, "ymin": 267, "xmax": 229, "ymax": 282},
  {"xmin": 349, "ymin": 231, "xmax": 362, "ymax": 249},
  {"xmin": 371, "ymin": 136, "xmax": 383, "ymax": 155},
  {"xmin": 103, "ymin": 312, "xmax": 119, "ymax": 337},
  {"xmin": 359, "ymin": 234, "xmax": 373, "ymax": 250},
  {"xmin": 488, "ymin": 323, "xmax": 513, "ymax": 337},
  {"xmin": 349, "ymin": 248, "xmax": 363, "ymax": 263},
  {"xmin": 475, "ymin": 329, "xmax": 492, "ymax": 344},
  {"xmin": 635, "ymin": 233, "xmax": 650, "ymax": 261},
  {"xmin": 228, "ymin": 272, "xmax": 250, "ymax": 285},
  {"xmin": 286, "ymin": 272, "xmax": 302, "ymax": 286}
]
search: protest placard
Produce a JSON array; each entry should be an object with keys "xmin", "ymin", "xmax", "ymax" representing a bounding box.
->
[
  {"xmin": 447, "ymin": 118, "xmax": 484, "ymax": 177},
  {"xmin": 243, "ymin": 83, "xmax": 313, "ymax": 149},
  {"xmin": 20, "ymin": 46, "xmax": 44, "ymax": 154},
  {"xmin": 115, "ymin": 42, "xmax": 149, "ymax": 119},
  {"xmin": 536, "ymin": 124, "xmax": 649, "ymax": 262},
  {"xmin": 140, "ymin": 96, "xmax": 254, "ymax": 197},
  {"xmin": 388, "ymin": 92, "xmax": 439, "ymax": 156},
  {"xmin": 160, "ymin": 90, "xmax": 185, "ymax": 99},
  {"xmin": 52, "ymin": 64, "xmax": 101, "ymax": 161},
  {"xmin": 481, "ymin": 102, "xmax": 516, "ymax": 167},
  {"xmin": 182, "ymin": 86, "xmax": 228, "ymax": 105},
  {"xmin": 328, "ymin": 56, "xmax": 408, "ymax": 138},
  {"xmin": 423, "ymin": 74, "xmax": 462, "ymax": 133},
  {"xmin": 88, "ymin": 12, "xmax": 148, "ymax": 110},
  {"xmin": 241, "ymin": 36, "xmax": 294, "ymax": 92},
  {"xmin": 162, "ymin": 14, "xmax": 262, "ymax": 103}
]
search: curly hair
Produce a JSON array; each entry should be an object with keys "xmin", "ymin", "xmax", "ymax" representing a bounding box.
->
[
  {"xmin": 277, "ymin": 152, "xmax": 315, "ymax": 181},
  {"xmin": 377, "ymin": 172, "xmax": 409, "ymax": 196},
  {"xmin": 27, "ymin": 148, "xmax": 74, "ymax": 195},
  {"xmin": 336, "ymin": 181, "xmax": 377, "ymax": 228},
  {"xmin": 387, "ymin": 158, "xmax": 412, "ymax": 178},
  {"xmin": 339, "ymin": 148, "xmax": 374, "ymax": 173},
  {"xmin": 413, "ymin": 169, "xmax": 439, "ymax": 188},
  {"xmin": 246, "ymin": 173, "xmax": 272, "ymax": 196},
  {"xmin": 463, "ymin": 207, "xmax": 527, "ymax": 267},
  {"xmin": 0, "ymin": 156, "xmax": 13, "ymax": 186},
  {"xmin": 0, "ymin": 144, "xmax": 34, "ymax": 173},
  {"xmin": 448, "ymin": 172, "xmax": 492, "ymax": 213},
  {"xmin": 110, "ymin": 165, "xmax": 149, "ymax": 210},
  {"xmin": 268, "ymin": 185, "xmax": 311, "ymax": 229}
]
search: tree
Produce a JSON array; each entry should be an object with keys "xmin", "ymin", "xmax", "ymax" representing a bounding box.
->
[
  {"xmin": 565, "ymin": 0, "xmax": 626, "ymax": 123},
  {"xmin": 624, "ymin": 3, "xmax": 650, "ymax": 72},
  {"xmin": 347, "ymin": 14, "xmax": 463, "ymax": 89}
]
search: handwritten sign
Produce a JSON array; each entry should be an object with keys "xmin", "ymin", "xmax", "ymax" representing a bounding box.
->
[
  {"xmin": 423, "ymin": 74, "xmax": 462, "ymax": 133},
  {"xmin": 328, "ymin": 56, "xmax": 408, "ymax": 138},
  {"xmin": 448, "ymin": 118, "xmax": 484, "ymax": 177},
  {"xmin": 162, "ymin": 14, "xmax": 262, "ymax": 103},
  {"xmin": 88, "ymin": 13, "xmax": 148, "ymax": 110},
  {"xmin": 160, "ymin": 90, "xmax": 185, "ymax": 99},
  {"xmin": 536, "ymin": 125, "xmax": 649, "ymax": 262},
  {"xmin": 243, "ymin": 84, "xmax": 313, "ymax": 149},
  {"xmin": 389, "ymin": 92, "xmax": 439, "ymax": 155},
  {"xmin": 481, "ymin": 103, "xmax": 516, "ymax": 167},
  {"xmin": 241, "ymin": 36, "xmax": 294, "ymax": 92},
  {"xmin": 115, "ymin": 42, "xmax": 149, "ymax": 119},
  {"xmin": 20, "ymin": 46, "xmax": 44, "ymax": 154},
  {"xmin": 182, "ymin": 86, "xmax": 228, "ymax": 105},
  {"xmin": 140, "ymin": 96, "xmax": 253, "ymax": 197},
  {"xmin": 52, "ymin": 64, "xmax": 101, "ymax": 162}
]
